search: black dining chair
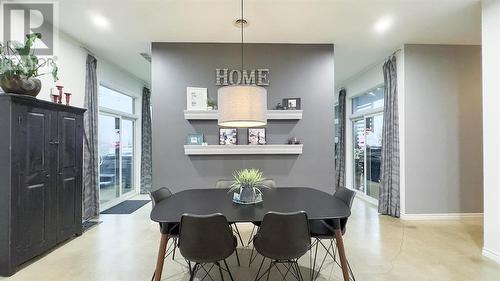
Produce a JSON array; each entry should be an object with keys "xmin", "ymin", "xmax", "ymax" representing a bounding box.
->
[
  {"xmin": 215, "ymin": 179, "xmax": 246, "ymax": 247},
  {"xmin": 178, "ymin": 213, "xmax": 238, "ymax": 281},
  {"xmin": 247, "ymin": 180, "xmax": 277, "ymax": 266},
  {"xmin": 253, "ymin": 211, "xmax": 310, "ymax": 281},
  {"xmin": 309, "ymin": 186, "xmax": 356, "ymax": 281},
  {"xmin": 149, "ymin": 187, "xmax": 179, "ymax": 260}
]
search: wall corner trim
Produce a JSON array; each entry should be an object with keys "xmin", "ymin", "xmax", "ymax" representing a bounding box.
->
[
  {"xmin": 400, "ymin": 213, "xmax": 484, "ymax": 220},
  {"xmin": 483, "ymin": 248, "xmax": 500, "ymax": 264}
]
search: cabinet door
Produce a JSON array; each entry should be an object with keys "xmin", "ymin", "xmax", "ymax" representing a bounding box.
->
[
  {"xmin": 56, "ymin": 112, "xmax": 83, "ymax": 241},
  {"xmin": 13, "ymin": 106, "xmax": 57, "ymax": 263}
]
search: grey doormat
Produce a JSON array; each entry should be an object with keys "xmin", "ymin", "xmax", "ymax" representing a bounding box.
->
[{"xmin": 100, "ymin": 200, "xmax": 150, "ymax": 214}]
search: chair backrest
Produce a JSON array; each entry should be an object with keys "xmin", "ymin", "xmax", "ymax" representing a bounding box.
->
[
  {"xmin": 149, "ymin": 187, "xmax": 173, "ymax": 208},
  {"xmin": 178, "ymin": 213, "xmax": 236, "ymax": 263},
  {"xmin": 254, "ymin": 211, "xmax": 310, "ymax": 260},
  {"xmin": 334, "ymin": 186, "xmax": 355, "ymax": 234},
  {"xmin": 215, "ymin": 179, "xmax": 277, "ymax": 189}
]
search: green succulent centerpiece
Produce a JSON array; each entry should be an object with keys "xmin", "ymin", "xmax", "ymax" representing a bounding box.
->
[
  {"xmin": 229, "ymin": 169, "xmax": 271, "ymax": 204},
  {"xmin": 0, "ymin": 33, "xmax": 59, "ymax": 97}
]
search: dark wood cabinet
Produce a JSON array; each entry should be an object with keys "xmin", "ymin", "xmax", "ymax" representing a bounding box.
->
[{"xmin": 0, "ymin": 94, "xmax": 86, "ymax": 276}]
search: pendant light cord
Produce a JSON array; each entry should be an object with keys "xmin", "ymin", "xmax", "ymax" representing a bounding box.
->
[{"xmin": 241, "ymin": 0, "xmax": 244, "ymax": 73}]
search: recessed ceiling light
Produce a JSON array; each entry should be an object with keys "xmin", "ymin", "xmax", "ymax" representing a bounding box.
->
[
  {"xmin": 89, "ymin": 12, "xmax": 111, "ymax": 30},
  {"xmin": 374, "ymin": 16, "xmax": 394, "ymax": 34},
  {"xmin": 368, "ymin": 92, "xmax": 375, "ymax": 96}
]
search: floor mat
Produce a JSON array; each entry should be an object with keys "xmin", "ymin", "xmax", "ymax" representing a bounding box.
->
[{"xmin": 100, "ymin": 200, "xmax": 150, "ymax": 215}]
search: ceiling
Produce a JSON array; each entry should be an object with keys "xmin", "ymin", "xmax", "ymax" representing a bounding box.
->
[{"xmin": 53, "ymin": 0, "xmax": 481, "ymax": 85}]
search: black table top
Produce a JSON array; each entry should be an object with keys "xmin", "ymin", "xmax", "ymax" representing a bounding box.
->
[{"xmin": 150, "ymin": 187, "xmax": 351, "ymax": 223}]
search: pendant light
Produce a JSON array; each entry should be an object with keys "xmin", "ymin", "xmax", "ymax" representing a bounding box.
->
[{"xmin": 218, "ymin": 0, "xmax": 267, "ymax": 128}]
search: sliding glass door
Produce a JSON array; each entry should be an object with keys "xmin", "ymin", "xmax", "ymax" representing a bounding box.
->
[
  {"xmin": 352, "ymin": 114, "xmax": 383, "ymax": 200},
  {"xmin": 351, "ymin": 85, "xmax": 384, "ymax": 202},
  {"xmin": 98, "ymin": 85, "xmax": 137, "ymax": 207},
  {"xmin": 365, "ymin": 115, "xmax": 383, "ymax": 199},
  {"xmin": 98, "ymin": 114, "xmax": 121, "ymax": 204}
]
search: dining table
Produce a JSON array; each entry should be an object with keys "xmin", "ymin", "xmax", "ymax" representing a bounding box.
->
[{"xmin": 150, "ymin": 187, "xmax": 352, "ymax": 281}]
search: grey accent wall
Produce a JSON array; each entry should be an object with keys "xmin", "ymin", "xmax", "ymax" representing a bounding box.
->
[
  {"xmin": 151, "ymin": 43, "xmax": 335, "ymax": 193},
  {"xmin": 404, "ymin": 44, "xmax": 483, "ymax": 214}
]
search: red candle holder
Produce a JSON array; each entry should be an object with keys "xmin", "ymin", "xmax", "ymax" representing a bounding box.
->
[
  {"xmin": 64, "ymin": 92, "xmax": 72, "ymax": 106},
  {"xmin": 56, "ymin": 85, "xmax": 64, "ymax": 104},
  {"xmin": 50, "ymin": 94, "xmax": 59, "ymax": 103}
]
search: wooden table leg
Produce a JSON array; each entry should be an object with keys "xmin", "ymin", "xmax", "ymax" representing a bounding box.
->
[
  {"xmin": 154, "ymin": 234, "xmax": 169, "ymax": 281},
  {"xmin": 334, "ymin": 229, "xmax": 350, "ymax": 281}
]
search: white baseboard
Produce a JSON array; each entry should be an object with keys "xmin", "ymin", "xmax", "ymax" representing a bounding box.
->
[
  {"xmin": 401, "ymin": 213, "xmax": 483, "ymax": 220},
  {"xmin": 483, "ymin": 248, "xmax": 500, "ymax": 264}
]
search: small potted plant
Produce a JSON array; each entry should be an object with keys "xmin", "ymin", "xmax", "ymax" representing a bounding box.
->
[
  {"xmin": 229, "ymin": 168, "xmax": 271, "ymax": 204},
  {"xmin": 0, "ymin": 33, "xmax": 58, "ymax": 97},
  {"xmin": 207, "ymin": 98, "xmax": 217, "ymax": 110}
]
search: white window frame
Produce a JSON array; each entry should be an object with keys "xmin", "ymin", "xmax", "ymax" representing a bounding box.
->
[
  {"xmin": 348, "ymin": 84, "xmax": 384, "ymax": 205},
  {"xmin": 98, "ymin": 84, "xmax": 140, "ymax": 211}
]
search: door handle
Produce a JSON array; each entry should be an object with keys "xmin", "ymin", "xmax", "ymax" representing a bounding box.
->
[{"xmin": 49, "ymin": 140, "xmax": 60, "ymax": 145}]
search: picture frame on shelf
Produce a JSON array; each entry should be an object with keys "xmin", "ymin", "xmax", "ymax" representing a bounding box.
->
[
  {"xmin": 248, "ymin": 128, "xmax": 266, "ymax": 145},
  {"xmin": 187, "ymin": 87, "xmax": 208, "ymax": 110},
  {"xmin": 282, "ymin": 98, "xmax": 301, "ymax": 110},
  {"xmin": 187, "ymin": 133, "xmax": 204, "ymax": 145},
  {"xmin": 219, "ymin": 128, "xmax": 238, "ymax": 145}
]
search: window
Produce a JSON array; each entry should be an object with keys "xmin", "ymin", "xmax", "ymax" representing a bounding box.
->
[
  {"xmin": 352, "ymin": 86, "xmax": 384, "ymax": 114},
  {"xmin": 99, "ymin": 85, "xmax": 135, "ymax": 114},
  {"xmin": 98, "ymin": 85, "xmax": 137, "ymax": 207},
  {"xmin": 334, "ymin": 104, "xmax": 340, "ymax": 161},
  {"xmin": 351, "ymin": 85, "xmax": 384, "ymax": 201}
]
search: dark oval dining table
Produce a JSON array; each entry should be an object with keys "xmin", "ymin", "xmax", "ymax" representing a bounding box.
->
[{"xmin": 151, "ymin": 187, "xmax": 352, "ymax": 281}]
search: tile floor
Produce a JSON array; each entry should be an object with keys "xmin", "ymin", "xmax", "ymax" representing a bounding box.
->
[{"xmin": 1, "ymin": 197, "xmax": 500, "ymax": 281}]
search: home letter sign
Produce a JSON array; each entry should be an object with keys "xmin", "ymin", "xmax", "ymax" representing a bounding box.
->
[{"xmin": 216, "ymin": 68, "xmax": 269, "ymax": 86}]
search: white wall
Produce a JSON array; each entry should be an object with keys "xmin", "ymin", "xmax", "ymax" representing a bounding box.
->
[
  {"xmin": 403, "ymin": 44, "xmax": 483, "ymax": 216},
  {"xmin": 481, "ymin": 0, "xmax": 500, "ymax": 264},
  {"xmin": 35, "ymin": 32, "xmax": 145, "ymax": 106}
]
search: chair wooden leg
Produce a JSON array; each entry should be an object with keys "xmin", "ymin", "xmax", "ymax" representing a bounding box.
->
[
  {"xmin": 154, "ymin": 234, "xmax": 169, "ymax": 281},
  {"xmin": 334, "ymin": 229, "xmax": 350, "ymax": 281}
]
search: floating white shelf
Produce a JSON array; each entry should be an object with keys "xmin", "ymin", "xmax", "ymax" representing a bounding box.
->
[
  {"xmin": 184, "ymin": 144, "xmax": 303, "ymax": 155},
  {"xmin": 183, "ymin": 110, "xmax": 303, "ymax": 120}
]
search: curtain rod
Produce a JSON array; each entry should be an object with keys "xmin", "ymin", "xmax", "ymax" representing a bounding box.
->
[
  {"xmin": 80, "ymin": 46, "xmax": 96, "ymax": 57},
  {"xmin": 338, "ymin": 47, "xmax": 403, "ymax": 87}
]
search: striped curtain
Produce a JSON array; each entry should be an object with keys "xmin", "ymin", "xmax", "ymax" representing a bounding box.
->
[
  {"xmin": 83, "ymin": 54, "xmax": 100, "ymax": 219},
  {"xmin": 378, "ymin": 56, "xmax": 400, "ymax": 218},
  {"xmin": 335, "ymin": 89, "xmax": 347, "ymax": 189},
  {"xmin": 140, "ymin": 87, "xmax": 153, "ymax": 194}
]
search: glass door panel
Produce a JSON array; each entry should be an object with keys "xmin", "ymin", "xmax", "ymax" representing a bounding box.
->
[
  {"xmin": 353, "ymin": 119, "xmax": 365, "ymax": 193},
  {"xmin": 121, "ymin": 119, "xmax": 134, "ymax": 195},
  {"xmin": 365, "ymin": 115, "xmax": 383, "ymax": 200},
  {"xmin": 99, "ymin": 115, "xmax": 121, "ymax": 204}
]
